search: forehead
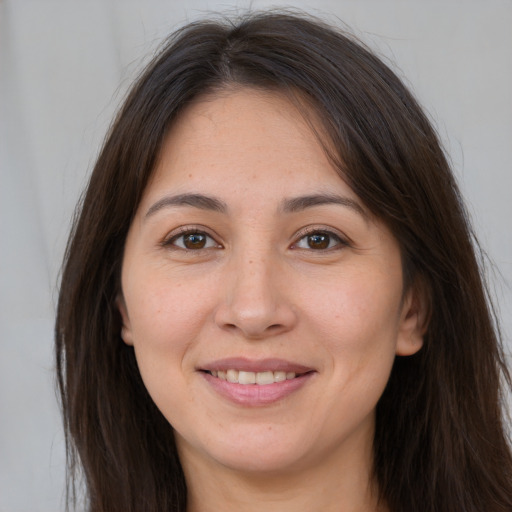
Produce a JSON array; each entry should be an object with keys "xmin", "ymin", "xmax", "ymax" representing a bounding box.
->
[{"xmin": 140, "ymin": 88, "xmax": 356, "ymax": 208}]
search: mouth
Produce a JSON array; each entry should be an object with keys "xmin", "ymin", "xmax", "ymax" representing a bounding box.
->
[
  {"xmin": 198, "ymin": 358, "xmax": 316, "ymax": 406},
  {"xmin": 202, "ymin": 369, "xmax": 308, "ymax": 385}
]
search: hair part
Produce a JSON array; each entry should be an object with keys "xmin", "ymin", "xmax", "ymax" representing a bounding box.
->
[{"xmin": 56, "ymin": 10, "xmax": 512, "ymax": 512}]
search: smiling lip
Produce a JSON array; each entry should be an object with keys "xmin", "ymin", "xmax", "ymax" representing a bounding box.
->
[
  {"xmin": 200, "ymin": 357, "xmax": 313, "ymax": 374},
  {"xmin": 199, "ymin": 358, "xmax": 315, "ymax": 406}
]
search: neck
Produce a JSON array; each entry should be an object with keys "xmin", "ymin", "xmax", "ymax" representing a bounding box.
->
[{"xmin": 179, "ymin": 428, "xmax": 387, "ymax": 512}]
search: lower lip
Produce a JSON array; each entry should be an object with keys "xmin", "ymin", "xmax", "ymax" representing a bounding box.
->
[{"xmin": 201, "ymin": 372, "xmax": 314, "ymax": 406}]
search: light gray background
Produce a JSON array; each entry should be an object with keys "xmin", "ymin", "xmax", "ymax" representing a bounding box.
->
[{"xmin": 1, "ymin": 1, "xmax": 511, "ymax": 511}]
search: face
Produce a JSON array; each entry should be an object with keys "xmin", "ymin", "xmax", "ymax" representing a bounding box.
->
[{"xmin": 119, "ymin": 88, "xmax": 423, "ymax": 476}]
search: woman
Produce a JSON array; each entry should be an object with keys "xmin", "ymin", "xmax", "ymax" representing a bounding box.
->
[{"xmin": 55, "ymin": 11, "xmax": 512, "ymax": 512}]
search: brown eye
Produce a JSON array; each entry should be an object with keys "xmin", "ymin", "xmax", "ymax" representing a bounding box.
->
[
  {"xmin": 307, "ymin": 233, "xmax": 330, "ymax": 250},
  {"xmin": 168, "ymin": 231, "xmax": 218, "ymax": 250},
  {"xmin": 294, "ymin": 230, "xmax": 345, "ymax": 251},
  {"xmin": 183, "ymin": 233, "xmax": 207, "ymax": 249}
]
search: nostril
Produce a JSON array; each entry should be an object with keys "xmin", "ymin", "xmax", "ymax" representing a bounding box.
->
[
  {"xmin": 221, "ymin": 321, "xmax": 285, "ymax": 337},
  {"xmin": 214, "ymin": 297, "xmax": 297, "ymax": 338}
]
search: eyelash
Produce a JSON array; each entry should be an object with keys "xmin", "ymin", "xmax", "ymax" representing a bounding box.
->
[
  {"xmin": 291, "ymin": 227, "xmax": 349, "ymax": 252},
  {"xmin": 162, "ymin": 227, "xmax": 221, "ymax": 251},
  {"xmin": 162, "ymin": 226, "xmax": 349, "ymax": 252}
]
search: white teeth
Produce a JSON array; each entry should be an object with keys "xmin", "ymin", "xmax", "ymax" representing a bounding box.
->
[
  {"xmin": 255, "ymin": 371, "xmax": 274, "ymax": 385},
  {"xmin": 226, "ymin": 369, "xmax": 238, "ymax": 383},
  {"xmin": 211, "ymin": 369, "xmax": 298, "ymax": 385},
  {"xmin": 238, "ymin": 371, "xmax": 256, "ymax": 384},
  {"xmin": 274, "ymin": 371, "xmax": 286, "ymax": 382}
]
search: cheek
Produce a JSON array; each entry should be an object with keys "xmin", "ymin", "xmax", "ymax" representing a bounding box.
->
[
  {"xmin": 126, "ymin": 270, "xmax": 215, "ymax": 345},
  {"xmin": 305, "ymin": 269, "xmax": 402, "ymax": 389},
  {"xmin": 123, "ymin": 277, "xmax": 210, "ymax": 395},
  {"xmin": 315, "ymin": 283, "xmax": 399, "ymax": 429},
  {"xmin": 124, "ymin": 280, "xmax": 207, "ymax": 424},
  {"xmin": 311, "ymin": 271, "xmax": 401, "ymax": 341}
]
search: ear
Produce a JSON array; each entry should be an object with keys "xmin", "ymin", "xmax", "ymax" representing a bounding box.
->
[
  {"xmin": 116, "ymin": 295, "xmax": 134, "ymax": 346},
  {"xmin": 395, "ymin": 280, "xmax": 429, "ymax": 356}
]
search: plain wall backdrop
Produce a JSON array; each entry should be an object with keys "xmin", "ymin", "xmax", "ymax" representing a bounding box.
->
[{"xmin": 1, "ymin": 1, "xmax": 511, "ymax": 510}]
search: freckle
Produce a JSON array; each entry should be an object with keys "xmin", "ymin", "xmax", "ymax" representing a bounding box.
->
[
  {"xmin": 188, "ymin": 174, "xmax": 193, "ymax": 178},
  {"xmin": 249, "ymin": 260, "xmax": 253, "ymax": 264}
]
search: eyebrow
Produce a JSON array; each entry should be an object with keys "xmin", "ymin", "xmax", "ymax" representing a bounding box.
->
[
  {"xmin": 281, "ymin": 193, "xmax": 367, "ymax": 219},
  {"xmin": 145, "ymin": 193, "xmax": 228, "ymax": 218},
  {"xmin": 145, "ymin": 192, "xmax": 367, "ymax": 220}
]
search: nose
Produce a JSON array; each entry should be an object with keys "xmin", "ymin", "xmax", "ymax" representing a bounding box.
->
[{"xmin": 214, "ymin": 253, "xmax": 298, "ymax": 339}]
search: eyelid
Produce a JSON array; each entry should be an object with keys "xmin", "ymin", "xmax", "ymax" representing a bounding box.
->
[
  {"xmin": 290, "ymin": 225, "xmax": 351, "ymax": 250},
  {"xmin": 161, "ymin": 225, "xmax": 223, "ymax": 249}
]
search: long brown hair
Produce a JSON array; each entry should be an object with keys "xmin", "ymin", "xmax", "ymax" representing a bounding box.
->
[{"xmin": 56, "ymin": 11, "xmax": 512, "ymax": 512}]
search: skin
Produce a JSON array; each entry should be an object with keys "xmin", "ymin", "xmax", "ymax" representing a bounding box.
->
[{"xmin": 119, "ymin": 88, "xmax": 425, "ymax": 511}]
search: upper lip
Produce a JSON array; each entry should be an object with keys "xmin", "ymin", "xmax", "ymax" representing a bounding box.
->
[{"xmin": 199, "ymin": 357, "xmax": 315, "ymax": 374}]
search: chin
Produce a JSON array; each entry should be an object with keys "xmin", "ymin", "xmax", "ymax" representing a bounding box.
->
[
  {"xmin": 177, "ymin": 423, "xmax": 316, "ymax": 474},
  {"xmin": 211, "ymin": 447, "xmax": 307, "ymax": 475}
]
